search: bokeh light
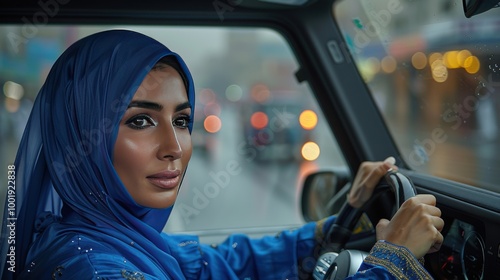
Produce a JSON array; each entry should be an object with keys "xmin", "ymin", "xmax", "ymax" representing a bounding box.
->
[
  {"xmin": 457, "ymin": 50, "xmax": 472, "ymax": 67},
  {"xmin": 301, "ymin": 142, "xmax": 320, "ymax": 161},
  {"xmin": 464, "ymin": 55, "xmax": 480, "ymax": 74},
  {"xmin": 299, "ymin": 110, "xmax": 318, "ymax": 130},
  {"xmin": 444, "ymin": 51, "xmax": 460, "ymax": 69},
  {"xmin": 225, "ymin": 84, "xmax": 243, "ymax": 102},
  {"xmin": 431, "ymin": 59, "xmax": 448, "ymax": 83},
  {"xmin": 360, "ymin": 57, "xmax": 380, "ymax": 82},
  {"xmin": 250, "ymin": 111, "xmax": 268, "ymax": 129},
  {"xmin": 428, "ymin": 52, "xmax": 443, "ymax": 65},
  {"xmin": 204, "ymin": 115, "xmax": 222, "ymax": 133},
  {"xmin": 250, "ymin": 84, "xmax": 270, "ymax": 103},
  {"xmin": 381, "ymin": 56, "xmax": 397, "ymax": 73},
  {"xmin": 411, "ymin": 52, "xmax": 427, "ymax": 70},
  {"xmin": 3, "ymin": 81, "xmax": 24, "ymax": 100}
]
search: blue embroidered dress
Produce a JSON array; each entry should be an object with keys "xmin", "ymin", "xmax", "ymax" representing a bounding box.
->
[
  {"xmin": 0, "ymin": 30, "xmax": 431, "ymax": 280},
  {"xmin": 17, "ymin": 218, "xmax": 431, "ymax": 279}
]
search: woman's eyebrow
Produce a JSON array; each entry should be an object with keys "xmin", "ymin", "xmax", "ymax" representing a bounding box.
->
[
  {"xmin": 128, "ymin": 100, "xmax": 163, "ymax": 111},
  {"xmin": 176, "ymin": 101, "xmax": 191, "ymax": 112}
]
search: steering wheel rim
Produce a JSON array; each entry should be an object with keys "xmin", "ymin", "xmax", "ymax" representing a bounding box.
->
[{"xmin": 313, "ymin": 170, "xmax": 417, "ymax": 280}]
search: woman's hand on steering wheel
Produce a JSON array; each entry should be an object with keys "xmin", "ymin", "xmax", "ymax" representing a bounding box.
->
[
  {"xmin": 375, "ymin": 194, "xmax": 445, "ymax": 259},
  {"xmin": 347, "ymin": 156, "xmax": 398, "ymax": 209}
]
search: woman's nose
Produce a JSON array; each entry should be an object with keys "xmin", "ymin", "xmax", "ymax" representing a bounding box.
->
[{"xmin": 158, "ymin": 124, "xmax": 182, "ymax": 160}]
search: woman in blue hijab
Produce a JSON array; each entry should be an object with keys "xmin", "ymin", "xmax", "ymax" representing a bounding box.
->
[{"xmin": 0, "ymin": 30, "xmax": 442, "ymax": 279}]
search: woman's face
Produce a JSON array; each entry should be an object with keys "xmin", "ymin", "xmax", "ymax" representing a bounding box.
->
[{"xmin": 114, "ymin": 65, "xmax": 192, "ymax": 209}]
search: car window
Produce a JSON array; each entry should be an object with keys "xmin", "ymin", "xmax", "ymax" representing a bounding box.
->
[
  {"xmin": 0, "ymin": 25, "xmax": 346, "ymax": 237},
  {"xmin": 334, "ymin": 0, "xmax": 500, "ymax": 193}
]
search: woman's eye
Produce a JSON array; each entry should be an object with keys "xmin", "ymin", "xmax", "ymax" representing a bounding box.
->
[
  {"xmin": 174, "ymin": 115, "xmax": 192, "ymax": 128},
  {"xmin": 125, "ymin": 114, "xmax": 156, "ymax": 129}
]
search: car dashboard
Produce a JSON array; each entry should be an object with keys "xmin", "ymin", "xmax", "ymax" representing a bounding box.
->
[
  {"xmin": 428, "ymin": 217, "xmax": 487, "ymax": 279},
  {"xmin": 415, "ymin": 176, "xmax": 500, "ymax": 280}
]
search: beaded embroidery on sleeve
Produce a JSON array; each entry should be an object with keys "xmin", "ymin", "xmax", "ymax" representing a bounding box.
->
[{"xmin": 362, "ymin": 240, "xmax": 433, "ymax": 280}]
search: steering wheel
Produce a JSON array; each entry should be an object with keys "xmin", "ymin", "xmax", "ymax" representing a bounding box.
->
[{"xmin": 312, "ymin": 170, "xmax": 417, "ymax": 280}]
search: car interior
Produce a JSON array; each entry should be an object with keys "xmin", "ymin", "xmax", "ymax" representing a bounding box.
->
[{"xmin": 1, "ymin": 0, "xmax": 500, "ymax": 279}]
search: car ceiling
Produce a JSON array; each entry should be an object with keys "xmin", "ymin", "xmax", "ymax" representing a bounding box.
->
[{"xmin": 1, "ymin": 0, "xmax": 321, "ymax": 23}]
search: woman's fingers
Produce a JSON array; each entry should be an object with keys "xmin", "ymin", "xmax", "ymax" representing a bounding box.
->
[
  {"xmin": 431, "ymin": 209, "xmax": 444, "ymax": 230},
  {"xmin": 377, "ymin": 194, "xmax": 444, "ymax": 258},
  {"xmin": 348, "ymin": 157, "xmax": 398, "ymax": 208},
  {"xmin": 428, "ymin": 229, "xmax": 444, "ymax": 253},
  {"xmin": 428, "ymin": 214, "xmax": 445, "ymax": 253},
  {"xmin": 363, "ymin": 157, "xmax": 398, "ymax": 188},
  {"xmin": 411, "ymin": 193, "xmax": 436, "ymax": 206}
]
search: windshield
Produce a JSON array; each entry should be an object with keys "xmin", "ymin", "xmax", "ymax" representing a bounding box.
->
[{"xmin": 335, "ymin": 0, "xmax": 500, "ymax": 192}]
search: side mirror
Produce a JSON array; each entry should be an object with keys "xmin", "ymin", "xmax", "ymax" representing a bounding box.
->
[
  {"xmin": 463, "ymin": 0, "xmax": 499, "ymax": 18},
  {"xmin": 301, "ymin": 168, "xmax": 351, "ymax": 222}
]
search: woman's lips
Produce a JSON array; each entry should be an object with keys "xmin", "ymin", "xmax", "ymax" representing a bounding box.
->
[{"xmin": 147, "ymin": 170, "xmax": 181, "ymax": 189}]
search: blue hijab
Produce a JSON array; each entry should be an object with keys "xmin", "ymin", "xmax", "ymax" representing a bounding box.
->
[{"xmin": 0, "ymin": 30, "xmax": 195, "ymax": 279}]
